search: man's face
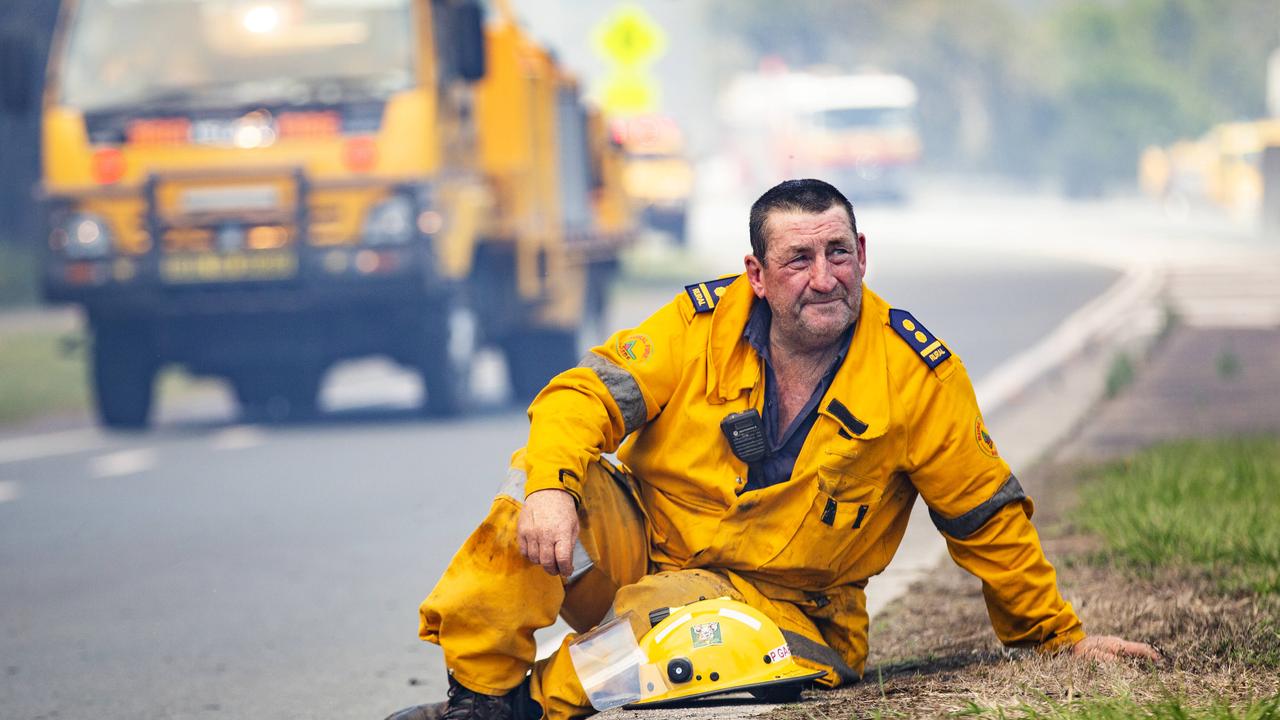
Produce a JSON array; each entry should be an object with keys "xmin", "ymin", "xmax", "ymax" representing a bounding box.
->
[{"xmin": 744, "ymin": 205, "xmax": 866, "ymax": 353}]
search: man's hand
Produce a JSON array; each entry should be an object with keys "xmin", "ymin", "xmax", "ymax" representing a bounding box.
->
[
  {"xmin": 1071, "ymin": 635, "xmax": 1163, "ymax": 662},
  {"xmin": 517, "ymin": 489, "xmax": 580, "ymax": 578}
]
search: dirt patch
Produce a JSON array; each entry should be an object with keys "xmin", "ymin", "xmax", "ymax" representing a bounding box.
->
[{"xmin": 762, "ymin": 459, "xmax": 1280, "ymax": 719}]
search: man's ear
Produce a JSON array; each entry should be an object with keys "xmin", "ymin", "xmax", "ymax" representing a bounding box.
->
[
  {"xmin": 743, "ymin": 254, "xmax": 767, "ymax": 299},
  {"xmin": 856, "ymin": 232, "xmax": 868, "ymax": 274}
]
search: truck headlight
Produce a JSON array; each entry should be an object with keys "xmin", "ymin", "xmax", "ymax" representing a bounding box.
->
[
  {"xmin": 362, "ymin": 196, "xmax": 415, "ymax": 246},
  {"xmin": 56, "ymin": 214, "xmax": 112, "ymax": 259}
]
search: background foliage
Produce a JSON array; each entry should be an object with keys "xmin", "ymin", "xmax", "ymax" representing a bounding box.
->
[{"xmin": 708, "ymin": 0, "xmax": 1280, "ymax": 194}]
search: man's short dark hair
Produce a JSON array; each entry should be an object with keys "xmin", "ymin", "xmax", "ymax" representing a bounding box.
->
[{"xmin": 748, "ymin": 179, "xmax": 857, "ymax": 264}]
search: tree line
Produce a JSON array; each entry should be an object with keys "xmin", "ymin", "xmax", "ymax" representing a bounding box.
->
[{"xmin": 708, "ymin": 0, "xmax": 1280, "ymax": 195}]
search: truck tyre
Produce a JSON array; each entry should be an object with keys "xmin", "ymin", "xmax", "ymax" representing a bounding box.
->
[
  {"xmin": 418, "ymin": 301, "xmax": 476, "ymax": 417},
  {"xmin": 504, "ymin": 328, "xmax": 578, "ymax": 404},
  {"xmin": 504, "ymin": 261, "xmax": 613, "ymax": 404},
  {"xmin": 91, "ymin": 321, "xmax": 159, "ymax": 430},
  {"xmin": 232, "ymin": 368, "xmax": 323, "ymax": 423}
]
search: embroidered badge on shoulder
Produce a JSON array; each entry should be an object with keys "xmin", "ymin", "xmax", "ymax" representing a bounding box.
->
[
  {"xmin": 617, "ymin": 333, "xmax": 653, "ymax": 363},
  {"xmin": 975, "ymin": 414, "xmax": 999, "ymax": 458},
  {"xmin": 889, "ymin": 308, "xmax": 951, "ymax": 369},
  {"xmin": 684, "ymin": 275, "xmax": 739, "ymax": 313}
]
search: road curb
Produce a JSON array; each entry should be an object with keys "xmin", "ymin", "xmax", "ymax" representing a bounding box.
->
[{"xmin": 973, "ymin": 263, "xmax": 1163, "ymax": 413}]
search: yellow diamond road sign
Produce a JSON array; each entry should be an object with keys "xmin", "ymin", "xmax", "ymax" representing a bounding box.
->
[
  {"xmin": 601, "ymin": 70, "xmax": 658, "ymax": 114},
  {"xmin": 596, "ymin": 5, "xmax": 666, "ymax": 68}
]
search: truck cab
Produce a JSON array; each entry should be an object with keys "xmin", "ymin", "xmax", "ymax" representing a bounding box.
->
[{"xmin": 38, "ymin": 0, "xmax": 626, "ymax": 427}]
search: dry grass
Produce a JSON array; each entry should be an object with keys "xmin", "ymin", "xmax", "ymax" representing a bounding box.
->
[{"xmin": 764, "ymin": 457, "xmax": 1280, "ymax": 720}]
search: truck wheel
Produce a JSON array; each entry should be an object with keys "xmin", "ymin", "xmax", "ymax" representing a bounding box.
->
[
  {"xmin": 504, "ymin": 328, "xmax": 578, "ymax": 404},
  {"xmin": 91, "ymin": 321, "xmax": 159, "ymax": 430},
  {"xmin": 504, "ymin": 262, "xmax": 613, "ymax": 404},
  {"xmin": 418, "ymin": 302, "xmax": 476, "ymax": 417},
  {"xmin": 232, "ymin": 367, "xmax": 323, "ymax": 423}
]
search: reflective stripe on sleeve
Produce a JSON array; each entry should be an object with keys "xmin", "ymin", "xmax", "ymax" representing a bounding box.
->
[
  {"xmin": 579, "ymin": 352, "xmax": 648, "ymax": 435},
  {"xmin": 928, "ymin": 474, "xmax": 1027, "ymax": 540},
  {"xmin": 496, "ymin": 465, "xmax": 527, "ymax": 501}
]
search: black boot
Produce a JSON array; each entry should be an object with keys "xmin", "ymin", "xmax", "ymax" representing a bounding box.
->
[{"xmin": 384, "ymin": 676, "xmax": 539, "ymax": 720}]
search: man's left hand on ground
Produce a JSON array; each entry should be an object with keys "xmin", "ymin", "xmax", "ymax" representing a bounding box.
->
[{"xmin": 1071, "ymin": 635, "xmax": 1162, "ymax": 662}]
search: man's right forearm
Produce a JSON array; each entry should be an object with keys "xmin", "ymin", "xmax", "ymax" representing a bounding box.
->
[{"xmin": 524, "ymin": 362, "xmax": 628, "ymax": 501}]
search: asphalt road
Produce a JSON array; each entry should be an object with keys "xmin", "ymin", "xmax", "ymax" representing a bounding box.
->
[{"xmin": 0, "ymin": 187, "xmax": 1122, "ymax": 719}]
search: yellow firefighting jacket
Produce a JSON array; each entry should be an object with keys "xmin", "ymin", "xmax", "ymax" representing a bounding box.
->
[{"xmin": 524, "ymin": 275, "xmax": 1085, "ymax": 654}]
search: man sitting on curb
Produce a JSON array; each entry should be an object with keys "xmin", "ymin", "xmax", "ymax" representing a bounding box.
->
[{"xmin": 386, "ymin": 179, "xmax": 1160, "ymax": 720}]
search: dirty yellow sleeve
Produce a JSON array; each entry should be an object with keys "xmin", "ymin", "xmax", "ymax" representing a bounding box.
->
[
  {"xmin": 523, "ymin": 294, "xmax": 693, "ymax": 501},
  {"xmin": 906, "ymin": 358, "xmax": 1085, "ymax": 652}
]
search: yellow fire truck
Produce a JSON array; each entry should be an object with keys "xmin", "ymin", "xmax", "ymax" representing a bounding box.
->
[
  {"xmin": 1139, "ymin": 119, "xmax": 1280, "ymax": 219},
  {"xmin": 34, "ymin": 0, "xmax": 632, "ymax": 427},
  {"xmin": 611, "ymin": 114, "xmax": 693, "ymax": 246}
]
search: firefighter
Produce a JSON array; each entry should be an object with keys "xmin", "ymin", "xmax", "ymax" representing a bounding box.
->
[{"xmin": 386, "ymin": 179, "xmax": 1160, "ymax": 720}]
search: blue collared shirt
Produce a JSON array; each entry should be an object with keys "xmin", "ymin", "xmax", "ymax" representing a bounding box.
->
[{"xmin": 741, "ymin": 300, "xmax": 852, "ymax": 492}]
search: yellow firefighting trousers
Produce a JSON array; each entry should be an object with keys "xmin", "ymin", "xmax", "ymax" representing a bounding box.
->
[{"xmin": 419, "ymin": 451, "xmax": 857, "ymax": 720}]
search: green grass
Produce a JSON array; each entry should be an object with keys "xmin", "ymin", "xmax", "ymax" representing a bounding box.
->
[
  {"xmin": 0, "ymin": 242, "xmax": 39, "ymax": 307},
  {"xmin": 1077, "ymin": 438, "xmax": 1280, "ymax": 595},
  {"xmin": 1103, "ymin": 352, "xmax": 1135, "ymax": 399},
  {"xmin": 0, "ymin": 329, "xmax": 92, "ymax": 424},
  {"xmin": 0, "ymin": 328, "xmax": 215, "ymax": 426},
  {"xmin": 953, "ymin": 694, "xmax": 1280, "ymax": 719}
]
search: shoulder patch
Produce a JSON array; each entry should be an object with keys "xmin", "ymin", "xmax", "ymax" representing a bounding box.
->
[
  {"xmin": 684, "ymin": 275, "xmax": 739, "ymax": 313},
  {"xmin": 888, "ymin": 308, "xmax": 952, "ymax": 370}
]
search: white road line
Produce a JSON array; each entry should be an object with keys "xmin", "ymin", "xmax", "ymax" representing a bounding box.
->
[
  {"xmin": 211, "ymin": 425, "xmax": 266, "ymax": 450},
  {"xmin": 90, "ymin": 449, "xmax": 157, "ymax": 478},
  {"xmin": 0, "ymin": 428, "xmax": 106, "ymax": 466},
  {"xmin": 0, "ymin": 480, "xmax": 20, "ymax": 504}
]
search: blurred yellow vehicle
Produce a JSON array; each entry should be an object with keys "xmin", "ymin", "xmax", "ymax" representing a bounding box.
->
[
  {"xmin": 1140, "ymin": 119, "xmax": 1280, "ymax": 218},
  {"xmin": 611, "ymin": 115, "xmax": 693, "ymax": 246},
  {"xmin": 37, "ymin": 0, "xmax": 632, "ymax": 427}
]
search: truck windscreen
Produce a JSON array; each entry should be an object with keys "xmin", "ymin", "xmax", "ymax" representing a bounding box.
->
[
  {"xmin": 815, "ymin": 107, "xmax": 914, "ymax": 131},
  {"xmin": 59, "ymin": 0, "xmax": 415, "ymax": 114}
]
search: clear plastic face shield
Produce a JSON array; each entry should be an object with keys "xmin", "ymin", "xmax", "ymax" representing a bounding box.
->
[{"xmin": 567, "ymin": 612, "xmax": 670, "ymax": 710}]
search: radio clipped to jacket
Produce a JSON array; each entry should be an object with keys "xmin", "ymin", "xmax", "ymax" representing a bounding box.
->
[{"xmin": 720, "ymin": 409, "xmax": 767, "ymax": 465}]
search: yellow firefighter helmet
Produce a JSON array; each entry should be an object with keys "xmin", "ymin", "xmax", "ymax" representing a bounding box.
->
[{"xmin": 627, "ymin": 597, "xmax": 826, "ymax": 708}]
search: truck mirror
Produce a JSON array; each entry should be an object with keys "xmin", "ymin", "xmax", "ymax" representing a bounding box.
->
[
  {"xmin": 453, "ymin": 1, "xmax": 486, "ymax": 83},
  {"xmin": 0, "ymin": 34, "xmax": 36, "ymax": 114}
]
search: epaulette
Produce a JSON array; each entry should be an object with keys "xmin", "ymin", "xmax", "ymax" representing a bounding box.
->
[
  {"xmin": 888, "ymin": 308, "xmax": 951, "ymax": 369},
  {"xmin": 684, "ymin": 275, "xmax": 739, "ymax": 313}
]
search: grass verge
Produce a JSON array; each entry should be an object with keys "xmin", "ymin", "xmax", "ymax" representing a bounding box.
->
[
  {"xmin": 954, "ymin": 693, "xmax": 1280, "ymax": 719},
  {"xmin": 0, "ymin": 327, "xmax": 213, "ymax": 426},
  {"xmin": 763, "ymin": 440, "xmax": 1280, "ymax": 720},
  {"xmin": 0, "ymin": 329, "xmax": 91, "ymax": 424},
  {"xmin": 0, "ymin": 242, "xmax": 39, "ymax": 307},
  {"xmin": 1077, "ymin": 438, "xmax": 1280, "ymax": 596}
]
